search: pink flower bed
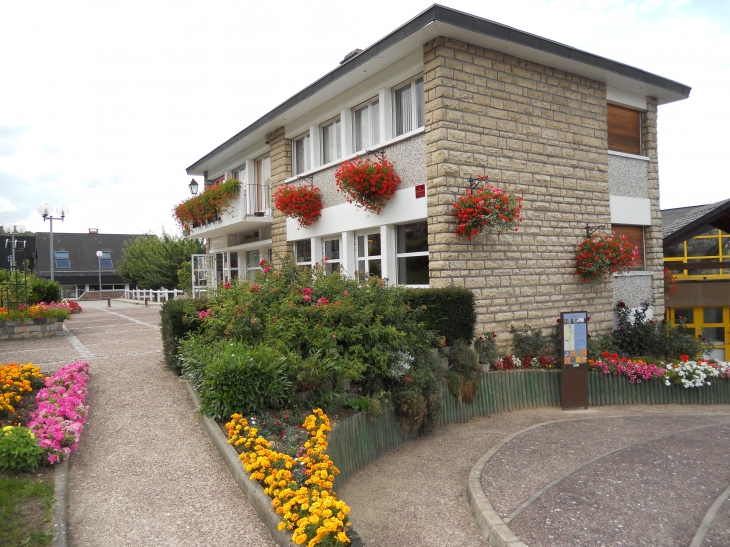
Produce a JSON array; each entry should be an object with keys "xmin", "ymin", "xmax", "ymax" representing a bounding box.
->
[
  {"xmin": 27, "ymin": 361, "xmax": 89, "ymax": 464},
  {"xmin": 589, "ymin": 352, "xmax": 665, "ymax": 384}
]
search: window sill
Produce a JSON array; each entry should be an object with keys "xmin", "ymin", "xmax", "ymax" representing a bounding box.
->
[
  {"xmin": 287, "ymin": 128, "xmax": 425, "ymax": 183},
  {"xmin": 613, "ymin": 270, "xmax": 653, "ymax": 277},
  {"xmin": 608, "ymin": 150, "xmax": 650, "ymax": 162}
]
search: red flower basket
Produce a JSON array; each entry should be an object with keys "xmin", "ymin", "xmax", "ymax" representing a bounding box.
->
[
  {"xmin": 173, "ymin": 178, "xmax": 241, "ymax": 231},
  {"xmin": 273, "ymin": 184, "xmax": 323, "ymax": 228},
  {"xmin": 575, "ymin": 234, "xmax": 639, "ymax": 284},
  {"xmin": 664, "ymin": 266, "xmax": 677, "ymax": 297},
  {"xmin": 452, "ymin": 177, "xmax": 522, "ymax": 240},
  {"xmin": 335, "ymin": 155, "xmax": 401, "ymax": 214}
]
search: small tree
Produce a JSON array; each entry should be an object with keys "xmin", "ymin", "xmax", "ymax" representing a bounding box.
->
[{"xmin": 118, "ymin": 234, "xmax": 205, "ymax": 290}]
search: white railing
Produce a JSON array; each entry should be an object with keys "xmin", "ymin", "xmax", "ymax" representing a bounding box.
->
[{"xmin": 124, "ymin": 288, "xmax": 184, "ymax": 303}]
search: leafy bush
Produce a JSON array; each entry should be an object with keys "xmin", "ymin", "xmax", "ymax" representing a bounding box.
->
[
  {"xmin": 0, "ymin": 426, "xmax": 45, "ymax": 473},
  {"xmin": 474, "ymin": 333, "xmax": 499, "ymax": 364},
  {"xmin": 402, "ymin": 287, "xmax": 476, "ymax": 345},
  {"xmin": 119, "ymin": 233, "xmax": 205, "ymax": 290},
  {"xmin": 197, "ymin": 342, "xmax": 292, "ymax": 420},
  {"xmin": 160, "ymin": 297, "xmax": 206, "ymax": 373},
  {"xmin": 346, "ymin": 395, "xmax": 382, "ymax": 419},
  {"xmin": 510, "ymin": 324, "xmax": 555, "ymax": 359},
  {"xmin": 446, "ymin": 340, "xmax": 481, "ymax": 404},
  {"xmin": 29, "ymin": 278, "xmax": 61, "ymax": 305}
]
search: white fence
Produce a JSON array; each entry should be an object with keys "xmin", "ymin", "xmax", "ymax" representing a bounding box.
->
[{"xmin": 124, "ymin": 288, "xmax": 184, "ymax": 303}]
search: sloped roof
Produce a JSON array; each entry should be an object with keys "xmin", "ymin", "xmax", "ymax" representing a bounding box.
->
[
  {"xmin": 35, "ymin": 232, "xmax": 143, "ymax": 276},
  {"xmin": 662, "ymin": 198, "xmax": 730, "ymax": 245}
]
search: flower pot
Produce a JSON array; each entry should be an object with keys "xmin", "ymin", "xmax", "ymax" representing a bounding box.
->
[
  {"xmin": 34, "ymin": 318, "xmax": 48, "ymax": 325},
  {"xmin": 254, "ymin": 211, "xmax": 265, "ymax": 217},
  {"xmin": 56, "ymin": 317, "xmax": 66, "ymax": 323}
]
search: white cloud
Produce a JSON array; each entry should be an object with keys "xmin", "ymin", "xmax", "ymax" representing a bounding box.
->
[{"xmin": 0, "ymin": 197, "xmax": 17, "ymax": 212}]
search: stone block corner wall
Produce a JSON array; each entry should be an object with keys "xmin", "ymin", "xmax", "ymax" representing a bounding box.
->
[
  {"xmin": 269, "ymin": 127, "xmax": 293, "ymax": 265},
  {"xmin": 422, "ymin": 35, "xmax": 615, "ymax": 343}
]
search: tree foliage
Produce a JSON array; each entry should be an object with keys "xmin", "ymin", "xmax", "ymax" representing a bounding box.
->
[{"xmin": 118, "ymin": 234, "xmax": 205, "ymax": 290}]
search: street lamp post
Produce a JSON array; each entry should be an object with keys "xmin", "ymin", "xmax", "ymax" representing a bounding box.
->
[
  {"xmin": 96, "ymin": 251, "xmax": 103, "ymax": 300},
  {"xmin": 2, "ymin": 223, "xmax": 26, "ymax": 271},
  {"xmin": 37, "ymin": 203, "xmax": 70, "ymax": 281}
]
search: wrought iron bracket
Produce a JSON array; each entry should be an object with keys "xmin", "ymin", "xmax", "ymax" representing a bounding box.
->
[
  {"xmin": 296, "ymin": 175, "xmax": 315, "ymax": 187},
  {"xmin": 584, "ymin": 224, "xmax": 607, "ymax": 238},
  {"xmin": 364, "ymin": 149, "xmax": 385, "ymax": 160},
  {"xmin": 466, "ymin": 175, "xmax": 487, "ymax": 192}
]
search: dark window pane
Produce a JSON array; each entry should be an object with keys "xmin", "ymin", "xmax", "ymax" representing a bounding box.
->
[
  {"xmin": 357, "ymin": 236, "xmax": 365, "ymax": 258},
  {"xmin": 324, "ymin": 239, "xmax": 340, "ymax": 260},
  {"xmin": 687, "ymin": 237, "xmax": 719, "ymax": 257},
  {"xmin": 296, "ymin": 240, "xmax": 311, "ymax": 263},
  {"xmin": 703, "ymin": 308, "xmax": 724, "ymax": 324},
  {"xmin": 688, "ymin": 258, "xmax": 719, "ymax": 275},
  {"xmin": 369, "ymin": 259, "xmax": 381, "ymax": 278},
  {"xmin": 674, "ymin": 308, "xmax": 694, "ymax": 324},
  {"xmin": 398, "ymin": 255, "xmax": 429, "ymax": 285},
  {"xmin": 368, "ymin": 233, "xmax": 381, "ymax": 256},
  {"xmin": 54, "ymin": 251, "xmax": 70, "ymax": 268},
  {"xmin": 702, "ymin": 327, "xmax": 725, "ymax": 345},
  {"xmin": 397, "ymin": 222, "xmax": 428, "ymax": 253},
  {"xmin": 664, "ymin": 241, "xmax": 685, "ymax": 258},
  {"xmin": 326, "ymin": 262, "xmax": 340, "ymax": 275}
]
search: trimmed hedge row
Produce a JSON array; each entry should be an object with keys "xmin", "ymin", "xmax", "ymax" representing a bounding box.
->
[
  {"xmin": 403, "ymin": 287, "xmax": 476, "ymax": 345},
  {"xmin": 160, "ymin": 297, "xmax": 206, "ymax": 373}
]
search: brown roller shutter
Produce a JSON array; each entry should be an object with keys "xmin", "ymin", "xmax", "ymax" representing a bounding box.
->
[
  {"xmin": 608, "ymin": 104, "xmax": 641, "ymax": 155},
  {"xmin": 612, "ymin": 224, "xmax": 645, "ymax": 270}
]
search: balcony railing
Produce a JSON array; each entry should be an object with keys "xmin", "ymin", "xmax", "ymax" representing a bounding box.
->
[{"xmin": 244, "ymin": 184, "xmax": 271, "ymax": 217}]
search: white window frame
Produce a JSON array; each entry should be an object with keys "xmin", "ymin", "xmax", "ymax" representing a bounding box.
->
[
  {"xmin": 395, "ymin": 221, "xmax": 429, "ymax": 287},
  {"xmin": 99, "ymin": 251, "xmax": 113, "ymax": 269},
  {"xmin": 295, "ymin": 239, "xmax": 313, "ymax": 268},
  {"xmin": 293, "ymin": 132, "xmax": 311, "ymax": 175},
  {"xmin": 245, "ymin": 250, "xmax": 261, "ymax": 280},
  {"xmin": 322, "ymin": 237, "xmax": 342, "ymax": 275},
  {"xmin": 393, "ymin": 75, "xmax": 425, "ymax": 137},
  {"xmin": 355, "ymin": 230, "xmax": 383, "ymax": 278},
  {"xmin": 352, "ymin": 97, "xmax": 380, "ymax": 153},
  {"xmin": 320, "ymin": 116, "xmax": 342, "ymax": 165}
]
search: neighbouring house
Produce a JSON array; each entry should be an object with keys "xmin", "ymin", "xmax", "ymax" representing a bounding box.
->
[
  {"xmin": 181, "ymin": 4, "xmax": 690, "ymax": 339},
  {"xmin": 663, "ymin": 198, "xmax": 730, "ymax": 361},
  {"xmin": 1, "ymin": 232, "xmax": 36, "ymax": 271},
  {"xmin": 35, "ymin": 231, "xmax": 141, "ymax": 298}
]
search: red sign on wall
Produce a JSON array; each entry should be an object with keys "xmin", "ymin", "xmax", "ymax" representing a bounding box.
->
[{"xmin": 415, "ymin": 184, "xmax": 426, "ymax": 199}]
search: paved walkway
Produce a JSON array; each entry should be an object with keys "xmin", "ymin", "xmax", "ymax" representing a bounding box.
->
[{"xmin": 0, "ymin": 300, "xmax": 276, "ymax": 547}]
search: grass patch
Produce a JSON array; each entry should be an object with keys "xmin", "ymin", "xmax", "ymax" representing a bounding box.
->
[{"xmin": 0, "ymin": 468, "xmax": 55, "ymax": 547}]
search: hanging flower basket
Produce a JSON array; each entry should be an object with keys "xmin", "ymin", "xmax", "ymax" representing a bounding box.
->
[
  {"xmin": 173, "ymin": 178, "xmax": 241, "ymax": 231},
  {"xmin": 664, "ymin": 266, "xmax": 677, "ymax": 296},
  {"xmin": 335, "ymin": 155, "xmax": 401, "ymax": 214},
  {"xmin": 273, "ymin": 184, "xmax": 323, "ymax": 228},
  {"xmin": 452, "ymin": 176, "xmax": 523, "ymax": 240},
  {"xmin": 575, "ymin": 234, "xmax": 639, "ymax": 284}
]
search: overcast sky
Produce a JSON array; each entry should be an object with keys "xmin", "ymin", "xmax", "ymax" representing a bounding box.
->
[{"xmin": 1, "ymin": 0, "xmax": 728, "ymax": 237}]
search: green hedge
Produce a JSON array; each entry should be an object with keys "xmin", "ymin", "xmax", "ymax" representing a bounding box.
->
[
  {"xmin": 403, "ymin": 287, "xmax": 476, "ymax": 345},
  {"xmin": 160, "ymin": 297, "xmax": 206, "ymax": 373}
]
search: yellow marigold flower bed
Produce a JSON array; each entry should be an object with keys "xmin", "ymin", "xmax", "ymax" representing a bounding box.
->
[
  {"xmin": 0, "ymin": 363, "xmax": 43, "ymax": 414},
  {"xmin": 226, "ymin": 408, "xmax": 352, "ymax": 546}
]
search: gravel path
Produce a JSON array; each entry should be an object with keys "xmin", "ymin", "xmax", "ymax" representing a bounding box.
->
[{"xmin": 0, "ymin": 301, "xmax": 277, "ymax": 547}]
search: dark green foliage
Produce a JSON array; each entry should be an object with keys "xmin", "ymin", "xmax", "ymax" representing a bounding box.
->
[
  {"xmin": 118, "ymin": 234, "xmax": 205, "ymax": 290},
  {"xmin": 402, "ymin": 288, "xmax": 476, "ymax": 345},
  {"xmin": 510, "ymin": 324, "xmax": 556, "ymax": 359},
  {"xmin": 29, "ymin": 278, "xmax": 61, "ymax": 305},
  {"xmin": 197, "ymin": 343, "xmax": 293, "ymax": 420},
  {"xmin": 474, "ymin": 333, "xmax": 499, "ymax": 364},
  {"xmin": 587, "ymin": 332, "xmax": 619, "ymax": 360},
  {"xmin": 0, "ymin": 427, "xmax": 45, "ymax": 473},
  {"xmin": 159, "ymin": 297, "xmax": 205, "ymax": 373},
  {"xmin": 446, "ymin": 339, "xmax": 481, "ymax": 404}
]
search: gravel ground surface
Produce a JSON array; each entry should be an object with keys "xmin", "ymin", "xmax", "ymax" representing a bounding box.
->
[
  {"xmin": 703, "ymin": 495, "xmax": 730, "ymax": 546},
  {"xmin": 0, "ymin": 301, "xmax": 277, "ymax": 547}
]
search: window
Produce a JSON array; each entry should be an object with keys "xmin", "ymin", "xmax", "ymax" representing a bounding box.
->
[
  {"xmin": 670, "ymin": 307, "xmax": 729, "ymax": 361},
  {"xmin": 54, "ymin": 251, "xmax": 70, "ymax": 268},
  {"xmin": 394, "ymin": 76, "xmax": 424, "ymax": 137},
  {"xmin": 229, "ymin": 251, "xmax": 239, "ymax": 279},
  {"xmin": 321, "ymin": 118, "xmax": 342, "ymax": 164},
  {"xmin": 664, "ymin": 228, "xmax": 730, "ymax": 279},
  {"xmin": 99, "ymin": 251, "xmax": 113, "ymax": 268},
  {"xmin": 396, "ymin": 221, "xmax": 429, "ymax": 286},
  {"xmin": 294, "ymin": 133, "xmax": 311, "ymax": 175},
  {"xmin": 323, "ymin": 238, "xmax": 341, "ymax": 275},
  {"xmin": 295, "ymin": 240, "xmax": 312, "ymax": 268},
  {"xmin": 611, "ymin": 225, "xmax": 645, "ymax": 270},
  {"xmin": 251, "ymin": 155, "xmax": 270, "ymax": 215},
  {"xmin": 246, "ymin": 250, "xmax": 260, "ymax": 280},
  {"xmin": 608, "ymin": 104, "xmax": 641, "ymax": 155},
  {"xmin": 353, "ymin": 99, "xmax": 380, "ymax": 152},
  {"xmin": 356, "ymin": 231, "xmax": 382, "ymax": 278}
]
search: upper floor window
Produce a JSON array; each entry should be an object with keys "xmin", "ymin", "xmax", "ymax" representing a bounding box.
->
[
  {"xmin": 99, "ymin": 251, "xmax": 113, "ymax": 268},
  {"xmin": 321, "ymin": 117, "xmax": 342, "ymax": 165},
  {"xmin": 353, "ymin": 98, "xmax": 380, "ymax": 153},
  {"xmin": 394, "ymin": 76, "xmax": 424, "ymax": 137},
  {"xmin": 608, "ymin": 104, "xmax": 641, "ymax": 155},
  {"xmin": 255, "ymin": 155, "xmax": 271, "ymax": 187},
  {"xmin": 54, "ymin": 251, "xmax": 71, "ymax": 269},
  {"xmin": 611, "ymin": 225, "xmax": 644, "ymax": 270},
  {"xmin": 234, "ymin": 164, "xmax": 246, "ymax": 183},
  {"xmin": 294, "ymin": 132, "xmax": 311, "ymax": 175}
]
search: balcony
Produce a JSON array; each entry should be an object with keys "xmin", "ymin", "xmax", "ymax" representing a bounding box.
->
[{"xmin": 188, "ymin": 184, "xmax": 272, "ymax": 239}]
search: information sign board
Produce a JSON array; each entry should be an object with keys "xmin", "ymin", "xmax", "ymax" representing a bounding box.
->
[{"xmin": 560, "ymin": 311, "xmax": 589, "ymax": 409}]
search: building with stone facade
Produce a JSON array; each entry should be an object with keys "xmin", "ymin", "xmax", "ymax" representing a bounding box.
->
[{"xmin": 183, "ymin": 5, "xmax": 690, "ymax": 339}]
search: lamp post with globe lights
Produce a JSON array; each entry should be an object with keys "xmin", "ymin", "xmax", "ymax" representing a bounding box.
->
[
  {"xmin": 96, "ymin": 250, "xmax": 103, "ymax": 300},
  {"xmin": 2, "ymin": 223, "xmax": 27, "ymax": 271},
  {"xmin": 37, "ymin": 203, "xmax": 69, "ymax": 281}
]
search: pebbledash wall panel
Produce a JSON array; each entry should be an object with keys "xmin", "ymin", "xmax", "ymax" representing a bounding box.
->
[{"xmin": 423, "ymin": 36, "xmax": 614, "ymax": 339}]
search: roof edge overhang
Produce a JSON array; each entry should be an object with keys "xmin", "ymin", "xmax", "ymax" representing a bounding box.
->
[
  {"xmin": 186, "ymin": 3, "xmax": 691, "ymax": 176},
  {"xmin": 663, "ymin": 200, "xmax": 730, "ymax": 247}
]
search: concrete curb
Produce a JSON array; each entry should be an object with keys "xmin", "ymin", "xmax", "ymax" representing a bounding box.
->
[
  {"xmin": 52, "ymin": 458, "xmax": 69, "ymax": 547},
  {"xmin": 183, "ymin": 381, "xmax": 297, "ymax": 547},
  {"xmin": 466, "ymin": 420, "xmax": 566, "ymax": 547}
]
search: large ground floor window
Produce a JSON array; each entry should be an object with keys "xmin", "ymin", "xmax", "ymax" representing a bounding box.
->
[{"xmin": 669, "ymin": 306, "xmax": 729, "ymax": 361}]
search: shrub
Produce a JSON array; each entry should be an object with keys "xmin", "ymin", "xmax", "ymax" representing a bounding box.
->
[
  {"xmin": 29, "ymin": 278, "xmax": 61, "ymax": 305},
  {"xmin": 198, "ymin": 342, "xmax": 292, "ymax": 420},
  {"xmin": 474, "ymin": 333, "xmax": 499, "ymax": 364},
  {"xmin": 160, "ymin": 297, "xmax": 206, "ymax": 373},
  {"xmin": 445, "ymin": 340, "xmax": 481, "ymax": 404},
  {"xmin": 510, "ymin": 324, "xmax": 555, "ymax": 359},
  {"xmin": 0, "ymin": 426, "xmax": 45, "ymax": 473},
  {"xmin": 402, "ymin": 287, "xmax": 476, "ymax": 345}
]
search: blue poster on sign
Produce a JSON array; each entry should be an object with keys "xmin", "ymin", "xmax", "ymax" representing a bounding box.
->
[{"xmin": 562, "ymin": 312, "xmax": 588, "ymax": 365}]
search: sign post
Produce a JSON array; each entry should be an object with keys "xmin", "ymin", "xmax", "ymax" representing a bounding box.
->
[{"xmin": 560, "ymin": 311, "xmax": 589, "ymax": 410}]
